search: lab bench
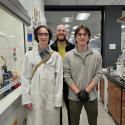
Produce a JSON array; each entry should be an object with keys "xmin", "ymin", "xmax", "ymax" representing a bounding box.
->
[
  {"xmin": 100, "ymin": 73, "xmax": 125, "ymax": 125},
  {"xmin": 0, "ymin": 80, "xmax": 26, "ymax": 125}
]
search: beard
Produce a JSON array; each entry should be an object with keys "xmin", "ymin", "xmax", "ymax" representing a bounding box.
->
[{"xmin": 57, "ymin": 35, "xmax": 66, "ymax": 42}]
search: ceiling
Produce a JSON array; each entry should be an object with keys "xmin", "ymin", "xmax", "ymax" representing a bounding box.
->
[
  {"xmin": 45, "ymin": 11, "xmax": 101, "ymax": 41},
  {"xmin": 44, "ymin": 0, "xmax": 125, "ymax": 47},
  {"xmin": 44, "ymin": 0, "xmax": 125, "ymax": 5}
]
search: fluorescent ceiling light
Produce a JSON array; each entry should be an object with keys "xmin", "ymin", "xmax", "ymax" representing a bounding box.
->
[
  {"xmin": 121, "ymin": 25, "xmax": 125, "ymax": 29},
  {"xmin": 72, "ymin": 26, "xmax": 78, "ymax": 30},
  {"xmin": 97, "ymin": 33, "xmax": 100, "ymax": 37},
  {"xmin": 70, "ymin": 35, "xmax": 74, "ymax": 38},
  {"xmin": 71, "ymin": 31, "xmax": 75, "ymax": 34},
  {"xmin": 94, "ymin": 35, "xmax": 100, "ymax": 39},
  {"xmin": 66, "ymin": 28, "xmax": 70, "ymax": 31},
  {"xmin": 66, "ymin": 28, "xmax": 70, "ymax": 32},
  {"xmin": 94, "ymin": 36, "xmax": 100, "ymax": 39},
  {"xmin": 76, "ymin": 13, "xmax": 91, "ymax": 20},
  {"xmin": 65, "ymin": 24, "xmax": 71, "ymax": 28},
  {"xmin": 62, "ymin": 17, "xmax": 73, "ymax": 23},
  {"xmin": 90, "ymin": 38, "xmax": 95, "ymax": 41}
]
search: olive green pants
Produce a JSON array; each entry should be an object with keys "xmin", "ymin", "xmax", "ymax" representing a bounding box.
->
[{"xmin": 69, "ymin": 99, "xmax": 98, "ymax": 125}]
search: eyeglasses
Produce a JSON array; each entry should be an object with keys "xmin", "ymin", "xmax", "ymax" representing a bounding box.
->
[
  {"xmin": 77, "ymin": 33, "xmax": 88, "ymax": 37},
  {"xmin": 57, "ymin": 29, "xmax": 66, "ymax": 33},
  {"xmin": 37, "ymin": 33, "xmax": 49, "ymax": 37}
]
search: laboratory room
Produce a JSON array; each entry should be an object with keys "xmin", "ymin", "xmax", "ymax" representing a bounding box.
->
[{"xmin": 0, "ymin": 0, "xmax": 125, "ymax": 125}]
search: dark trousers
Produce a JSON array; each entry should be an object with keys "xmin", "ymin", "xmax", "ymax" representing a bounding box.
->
[
  {"xmin": 69, "ymin": 99, "xmax": 98, "ymax": 125},
  {"xmin": 60, "ymin": 83, "xmax": 71, "ymax": 125}
]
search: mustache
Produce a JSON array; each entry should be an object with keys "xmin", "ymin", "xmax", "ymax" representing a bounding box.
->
[
  {"xmin": 57, "ymin": 35, "xmax": 66, "ymax": 38},
  {"xmin": 57, "ymin": 36, "xmax": 66, "ymax": 42}
]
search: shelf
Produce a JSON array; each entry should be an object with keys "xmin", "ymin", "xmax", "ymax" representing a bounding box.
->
[
  {"xmin": 0, "ymin": 79, "xmax": 20, "ymax": 95},
  {"xmin": 0, "ymin": 86, "xmax": 21, "ymax": 115}
]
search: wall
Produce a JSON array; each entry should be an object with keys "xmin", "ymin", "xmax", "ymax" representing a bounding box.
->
[
  {"xmin": 102, "ymin": 6, "xmax": 122, "ymax": 68},
  {"xmin": 19, "ymin": 0, "xmax": 46, "ymax": 27},
  {"xmin": 18, "ymin": 0, "xmax": 46, "ymax": 51}
]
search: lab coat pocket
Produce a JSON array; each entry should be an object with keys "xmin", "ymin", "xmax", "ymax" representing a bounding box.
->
[{"xmin": 46, "ymin": 94, "xmax": 54, "ymax": 111}]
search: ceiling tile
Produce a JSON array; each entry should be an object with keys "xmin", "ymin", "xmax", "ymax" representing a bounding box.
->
[
  {"xmin": 95, "ymin": 0, "xmax": 116, "ymax": 5},
  {"xmin": 45, "ymin": 11, "xmax": 101, "ymax": 39},
  {"xmin": 118, "ymin": 0, "xmax": 125, "ymax": 5},
  {"xmin": 44, "ymin": 0, "xmax": 125, "ymax": 5},
  {"xmin": 45, "ymin": 11, "xmax": 75, "ymax": 32},
  {"xmin": 59, "ymin": 0, "xmax": 77, "ymax": 5},
  {"xmin": 77, "ymin": 0, "xmax": 97, "ymax": 5},
  {"xmin": 44, "ymin": 0, "xmax": 59, "ymax": 5}
]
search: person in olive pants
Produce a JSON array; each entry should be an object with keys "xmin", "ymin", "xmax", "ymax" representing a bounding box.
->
[
  {"xmin": 63, "ymin": 25, "xmax": 102, "ymax": 125},
  {"xmin": 69, "ymin": 99, "xmax": 98, "ymax": 125}
]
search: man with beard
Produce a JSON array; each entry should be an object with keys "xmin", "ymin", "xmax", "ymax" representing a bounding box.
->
[{"xmin": 51, "ymin": 24, "xmax": 75, "ymax": 125}]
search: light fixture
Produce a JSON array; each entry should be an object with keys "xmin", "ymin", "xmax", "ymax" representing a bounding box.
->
[
  {"xmin": 90, "ymin": 38, "xmax": 96, "ymax": 41},
  {"xmin": 76, "ymin": 13, "xmax": 91, "ymax": 20},
  {"xmin": 66, "ymin": 28, "xmax": 70, "ymax": 32},
  {"xmin": 69, "ymin": 35, "xmax": 74, "ymax": 38},
  {"xmin": 62, "ymin": 17, "xmax": 73, "ymax": 23},
  {"xmin": 121, "ymin": 25, "xmax": 125, "ymax": 29},
  {"xmin": 94, "ymin": 36, "xmax": 100, "ymax": 39},
  {"xmin": 97, "ymin": 33, "xmax": 101, "ymax": 37},
  {"xmin": 72, "ymin": 26, "xmax": 78, "ymax": 30},
  {"xmin": 71, "ymin": 31, "xmax": 75, "ymax": 35},
  {"xmin": 65, "ymin": 24, "xmax": 71, "ymax": 28}
]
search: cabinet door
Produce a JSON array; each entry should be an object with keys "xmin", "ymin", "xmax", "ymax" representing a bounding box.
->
[
  {"xmin": 114, "ymin": 83, "xmax": 121, "ymax": 125},
  {"xmin": 108, "ymin": 81, "xmax": 114, "ymax": 115},
  {"xmin": 100, "ymin": 78, "xmax": 104, "ymax": 103},
  {"xmin": 108, "ymin": 80, "xmax": 121, "ymax": 125},
  {"xmin": 122, "ymin": 89, "xmax": 125, "ymax": 125}
]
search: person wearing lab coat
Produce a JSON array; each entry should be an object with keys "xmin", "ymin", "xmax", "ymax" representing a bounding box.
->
[{"xmin": 21, "ymin": 25, "xmax": 63, "ymax": 125}]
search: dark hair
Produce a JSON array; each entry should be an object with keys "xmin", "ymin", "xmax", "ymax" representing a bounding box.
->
[
  {"xmin": 74, "ymin": 25, "xmax": 91, "ymax": 44},
  {"xmin": 34, "ymin": 25, "xmax": 52, "ymax": 44}
]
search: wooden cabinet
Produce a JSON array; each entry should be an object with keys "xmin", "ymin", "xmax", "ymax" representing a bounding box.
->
[
  {"xmin": 100, "ymin": 78, "xmax": 104, "ymax": 103},
  {"xmin": 122, "ymin": 89, "xmax": 125, "ymax": 125},
  {"xmin": 108, "ymin": 80, "xmax": 122, "ymax": 125}
]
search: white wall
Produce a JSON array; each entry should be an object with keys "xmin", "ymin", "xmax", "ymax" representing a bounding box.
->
[
  {"xmin": 19, "ymin": 0, "xmax": 46, "ymax": 27},
  {"xmin": 18, "ymin": 0, "xmax": 46, "ymax": 51}
]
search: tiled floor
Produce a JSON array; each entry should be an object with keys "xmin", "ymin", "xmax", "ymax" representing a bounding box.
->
[{"xmin": 62, "ymin": 100, "xmax": 116, "ymax": 125}]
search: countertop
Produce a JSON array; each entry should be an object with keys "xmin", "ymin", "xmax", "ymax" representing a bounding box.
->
[
  {"xmin": 104, "ymin": 72, "xmax": 125, "ymax": 88},
  {"xmin": 0, "ymin": 86, "xmax": 21, "ymax": 115}
]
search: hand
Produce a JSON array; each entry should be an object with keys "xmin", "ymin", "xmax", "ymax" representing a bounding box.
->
[
  {"xmin": 24, "ymin": 103, "xmax": 32, "ymax": 110},
  {"xmin": 77, "ymin": 89, "xmax": 89, "ymax": 102}
]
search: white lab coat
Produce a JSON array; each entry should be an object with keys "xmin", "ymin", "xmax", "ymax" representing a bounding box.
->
[{"xmin": 21, "ymin": 46, "xmax": 63, "ymax": 125}]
